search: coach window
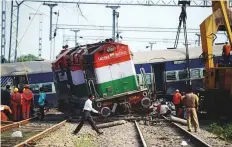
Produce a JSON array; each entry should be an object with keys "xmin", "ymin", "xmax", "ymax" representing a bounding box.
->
[
  {"xmin": 190, "ymin": 68, "xmax": 201, "ymax": 79},
  {"xmin": 166, "ymin": 71, "xmax": 176, "ymax": 81},
  {"xmin": 30, "ymin": 84, "xmax": 40, "ymax": 94},
  {"xmin": 200, "ymin": 68, "xmax": 204, "ymax": 78},
  {"xmin": 41, "ymin": 83, "xmax": 53, "ymax": 93},
  {"xmin": 178, "ymin": 70, "xmax": 188, "ymax": 80}
]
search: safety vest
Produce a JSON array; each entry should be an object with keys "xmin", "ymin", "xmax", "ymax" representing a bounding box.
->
[
  {"xmin": 223, "ymin": 44, "xmax": 231, "ymax": 56},
  {"xmin": 22, "ymin": 89, "xmax": 33, "ymax": 101},
  {"xmin": 173, "ymin": 93, "xmax": 182, "ymax": 105},
  {"xmin": 11, "ymin": 92, "xmax": 22, "ymax": 104}
]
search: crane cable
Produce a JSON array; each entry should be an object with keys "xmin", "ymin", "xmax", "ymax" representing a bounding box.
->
[{"xmin": 16, "ymin": 3, "xmax": 42, "ymax": 85}]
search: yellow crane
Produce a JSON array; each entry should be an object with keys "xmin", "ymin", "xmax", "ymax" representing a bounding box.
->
[{"xmin": 199, "ymin": 0, "xmax": 232, "ymax": 119}]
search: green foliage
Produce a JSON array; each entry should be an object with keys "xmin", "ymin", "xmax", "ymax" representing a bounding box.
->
[
  {"xmin": 209, "ymin": 122, "xmax": 232, "ymax": 141},
  {"xmin": 17, "ymin": 54, "xmax": 40, "ymax": 62},
  {"xmin": 74, "ymin": 134, "xmax": 95, "ymax": 147}
]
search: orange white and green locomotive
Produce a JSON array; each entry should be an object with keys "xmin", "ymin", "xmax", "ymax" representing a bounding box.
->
[{"xmin": 52, "ymin": 39, "xmax": 151, "ymax": 117}]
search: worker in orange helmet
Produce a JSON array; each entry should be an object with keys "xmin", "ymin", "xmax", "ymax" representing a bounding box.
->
[
  {"xmin": 222, "ymin": 41, "xmax": 231, "ymax": 64},
  {"xmin": 11, "ymin": 88, "xmax": 22, "ymax": 121},
  {"xmin": 173, "ymin": 89, "xmax": 182, "ymax": 117},
  {"xmin": 21, "ymin": 84, "xmax": 34, "ymax": 119},
  {"xmin": 0, "ymin": 105, "xmax": 12, "ymax": 121}
]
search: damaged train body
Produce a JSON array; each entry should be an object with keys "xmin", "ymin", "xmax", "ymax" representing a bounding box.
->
[{"xmin": 52, "ymin": 40, "xmax": 152, "ymax": 116}]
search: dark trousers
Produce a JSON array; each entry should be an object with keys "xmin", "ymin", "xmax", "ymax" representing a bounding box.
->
[
  {"xmin": 224, "ymin": 55, "xmax": 230, "ymax": 64},
  {"xmin": 39, "ymin": 106, "xmax": 45, "ymax": 120},
  {"xmin": 175, "ymin": 104, "xmax": 181, "ymax": 116},
  {"xmin": 73, "ymin": 110, "xmax": 100, "ymax": 134}
]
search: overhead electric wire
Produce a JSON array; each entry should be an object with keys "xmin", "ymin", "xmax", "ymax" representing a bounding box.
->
[
  {"xmin": 17, "ymin": 3, "xmax": 42, "ymax": 85},
  {"xmin": 55, "ymin": 24, "xmax": 200, "ymax": 30}
]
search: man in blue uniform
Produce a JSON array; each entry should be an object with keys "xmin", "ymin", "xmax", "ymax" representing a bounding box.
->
[{"xmin": 72, "ymin": 94, "xmax": 103, "ymax": 135}]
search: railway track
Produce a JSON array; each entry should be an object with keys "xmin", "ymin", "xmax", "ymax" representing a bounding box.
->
[
  {"xmin": 1, "ymin": 118, "xmax": 66, "ymax": 147},
  {"xmin": 135, "ymin": 115, "xmax": 212, "ymax": 147},
  {"xmin": 134, "ymin": 120, "xmax": 148, "ymax": 147},
  {"xmin": 161, "ymin": 116, "xmax": 212, "ymax": 147}
]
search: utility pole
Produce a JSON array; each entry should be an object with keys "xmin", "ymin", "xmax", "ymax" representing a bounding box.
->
[
  {"xmin": 8, "ymin": 0, "xmax": 23, "ymax": 62},
  {"xmin": 43, "ymin": 3, "xmax": 57, "ymax": 59},
  {"xmin": 195, "ymin": 33, "xmax": 201, "ymax": 46},
  {"xmin": 29, "ymin": 13, "xmax": 43, "ymax": 58},
  {"xmin": 146, "ymin": 42, "xmax": 156, "ymax": 51},
  {"xmin": 70, "ymin": 29, "xmax": 80, "ymax": 47},
  {"xmin": 1, "ymin": 0, "xmax": 6, "ymax": 58},
  {"xmin": 106, "ymin": 6, "xmax": 120, "ymax": 41}
]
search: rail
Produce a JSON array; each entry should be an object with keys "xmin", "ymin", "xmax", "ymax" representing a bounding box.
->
[
  {"xmin": 0, "ymin": 116, "xmax": 38, "ymax": 132},
  {"xmin": 134, "ymin": 120, "xmax": 148, "ymax": 147},
  {"xmin": 161, "ymin": 115, "xmax": 212, "ymax": 147},
  {"xmin": 15, "ymin": 120, "xmax": 67, "ymax": 147}
]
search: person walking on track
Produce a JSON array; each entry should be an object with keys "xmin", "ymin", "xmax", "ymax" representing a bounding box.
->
[
  {"xmin": 72, "ymin": 94, "xmax": 103, "ymax": 135},
  {"xmin": 182, "ymin": 86, "xmax": 200, "ymax": 133},
  {"xmin": 21, "ymin": 85, "xmax": 34, "ymax": 119},
  {"xmin": 11, "ymin": 88, "xmax": 22, "ymax": 121}
]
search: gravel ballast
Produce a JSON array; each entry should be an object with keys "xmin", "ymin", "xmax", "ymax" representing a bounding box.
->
[
  {"xmin": 35, "ymin": 122, "xmax": 140, "ymax": 147},
  {"xmin": 178, "ymin": 124, "xmax": 232, "ymax": 147},
  {"xmin": 139, "ymin": 121, "xmax": 196, "ymax": 147}
]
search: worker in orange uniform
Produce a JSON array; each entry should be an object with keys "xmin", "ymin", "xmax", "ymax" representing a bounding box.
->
[
  {"xmin": 222, "ymin": 41, "xmax": 231, "ymax": 64},
  {"xmin": 182, "ymin": 86, "xmax": 199, "ymax": 133},
  {"xmin": 0, "ymin": 105, "xmax": 12, "ymax": 121},
  {"xmin": 173, "ymin": 89, "xmax": 182, "ymax": 117},
  {"xmin": 21, "ymin": 85, "xmax": 34, "ymax": 119},
  {"xmin": 11, "ymin": 88, "xmax": 22, "ymax": 121}
]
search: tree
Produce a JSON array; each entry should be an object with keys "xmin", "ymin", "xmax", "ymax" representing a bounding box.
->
[{"xmin": 17, "ymin": 54, "xmax": 40, "ymax": 62}]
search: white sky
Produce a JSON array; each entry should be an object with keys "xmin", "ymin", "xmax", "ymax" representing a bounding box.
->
[{"xmin": 0, "ymin": 0, "xmax": 228, "ymax": 60}]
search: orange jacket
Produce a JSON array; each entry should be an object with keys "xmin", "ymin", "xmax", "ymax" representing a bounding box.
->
[
  {"xmin": 22, "ymin": 89, "xmax": 33, "ymax": 102},
  {"xmin": 11, "ymin": 92, "xmax": 22, "ymax": 105},
  {"xmin": 173, "ymin": 92, "xmax": 182, "ymax": 105},
  {"xmin": 223, "ymin": 44, "xmax": 231, "ymax": 56}
]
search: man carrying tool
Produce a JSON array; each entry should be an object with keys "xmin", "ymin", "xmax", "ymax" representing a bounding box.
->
[
  {"xmin": 11, "ymin": 88, "xmax": 22, "ymax": 121},
  {"xmin": 173, "ymin": 89, "xmax": 182, "ymax": 117},
  {"xmin": 72, "ymin": 94, "xmax": 103, "ymax": 135},
  {"xmin": 222, "ymin": 41, "xmax": 231, "ymax": 64},
  {"xmin": 21, "ymin": 85, "xmax": 34, "ymax": 119},
  {"xmin": 182, "ymin": 87, "xmax": 199, "ymax": 133}
]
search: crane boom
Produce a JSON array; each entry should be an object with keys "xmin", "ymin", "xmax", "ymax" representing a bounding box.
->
[{"xmin": 200, "ymin": 0, "xmax": 232, "ymax": 89}]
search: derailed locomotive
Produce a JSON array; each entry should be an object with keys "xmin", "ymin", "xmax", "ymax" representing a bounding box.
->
[{"xmin": 52, "ymin": 39, "xmax": 152, "ymax": 116}]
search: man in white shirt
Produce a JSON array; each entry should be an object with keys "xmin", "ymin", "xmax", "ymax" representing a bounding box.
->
[{"xmin": 72, "ymin": 94, "xmax": 103, "ymax": 135}]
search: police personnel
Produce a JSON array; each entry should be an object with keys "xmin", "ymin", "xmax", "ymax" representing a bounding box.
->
[
  {"xmin": 182, "ymin": 87, "xmax": 200, "ymax": 133},
  {"xmin": 72, "ymin": 94, "xmax": 103, "ymax": 135}
]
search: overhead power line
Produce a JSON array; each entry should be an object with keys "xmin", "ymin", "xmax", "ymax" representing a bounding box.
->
[
  {"xmin": 55, "ymin": 24, "xmax": 200, "ymax": 30},
  {"xmin": 24, "ymin": 0, "xmax": 232, "ymax": 7}
]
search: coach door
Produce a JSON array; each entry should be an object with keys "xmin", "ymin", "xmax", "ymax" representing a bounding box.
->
[{"xmin": 152, "ymin": 63, "xmax": 166, "ymax": 94}]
